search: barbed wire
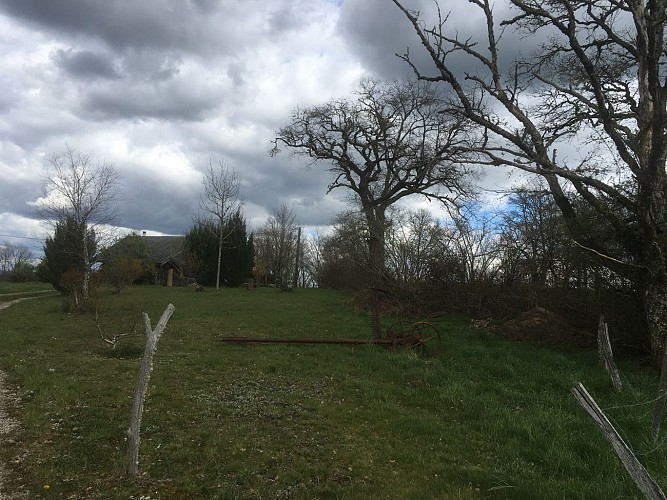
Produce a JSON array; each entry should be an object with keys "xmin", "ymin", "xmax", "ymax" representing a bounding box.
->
[
  {"xmin": 602, "ymin": 393, "xmax": 663, "ymax": 412},
  {"xmin": 641, "ymin": 432, "xmax": 667, "ymax": 456}
]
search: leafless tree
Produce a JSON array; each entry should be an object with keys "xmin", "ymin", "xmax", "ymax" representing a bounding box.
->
[
  {"xmin": 498, "ymin": 182, "xmax": 566, "ymax": 286},
  {"xmin": 254, "ymin": 204, "xmax": 298, "ymax": 287},
  {"xmin": 0, "ymin": 242, "xmax": 33, "ymax": 279},
  {"xmin": 393, "ymin": 0, "xmax": 667, "ymax": 355},
  {"xmin": 317, "ymin": 210, "xmax": 374, "ymax": 289},
  {"xmin": 198, "ymin": 159, "xmax": 241, "ymax": 292},
  {"xmin": 443, "ymin": 204, "xmax": 502, "ymax": 284},
  {"xmin": 385, "ymin": 209, "xmax": 445, "ymax": 287},
  {"xmin": 0, "ymin": 244, "xmax": 8, "ymax": 277},
  {"xmin": 301, "ymin": 231, "xmax": 325, "ymax": 287},
  {"xmin": 273, "ymin": 77, "xmax": 476, "ymax": 282},
  {"xmin": 38, "ymin": 146, "xmax": 120, "ymax": 306}
]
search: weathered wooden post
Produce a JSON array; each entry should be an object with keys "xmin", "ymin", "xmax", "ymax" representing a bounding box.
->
[
  {"xmin": 597, "ymin": 316, "xmax": 622, "ymax": 392},
  {"xmin": 572, "ymin": 383, "xmax": 665, "ymax": 500},
  {"xmin": 127, "ymin": 303, "xmax": 175, "ymax": 476}
]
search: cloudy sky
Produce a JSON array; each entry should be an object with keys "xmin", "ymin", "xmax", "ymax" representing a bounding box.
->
[{"xmin": 0, "ymin": 0, "xmax": 501, "ymax": 256}]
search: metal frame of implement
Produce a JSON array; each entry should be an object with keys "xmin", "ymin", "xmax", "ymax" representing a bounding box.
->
[{"xmin": 221, "ymin": 320, "xmax": 442, "ymax": 353}]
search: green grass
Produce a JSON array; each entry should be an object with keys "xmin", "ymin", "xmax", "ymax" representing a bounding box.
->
[
  {"xmin": 0, "ymin": 285, "xmax": 665, "ymax": 499},
  {"xmin": 0, "ymin": 281, "xmax": 55, "ymax": 300}
]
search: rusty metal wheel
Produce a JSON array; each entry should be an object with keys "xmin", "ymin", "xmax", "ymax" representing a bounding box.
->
[
  {"xmin": 406, "ymin": 321, "xmax": 441, "ymax": 354},
  {"xmin": 387, "ymin": 320, "xmax": 413, "ymax": 339},
  {"xmin": 385, "ymin": 320, "xmax": 411, "ymax": 350}
]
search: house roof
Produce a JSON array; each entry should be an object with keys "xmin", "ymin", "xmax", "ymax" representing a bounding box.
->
[{"xmin": 143, "ymin": 236, "xmax": 185, "ymax": 265}]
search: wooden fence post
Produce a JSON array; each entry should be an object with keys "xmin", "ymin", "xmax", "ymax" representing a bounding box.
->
[
  {"xmin": 571, "ymin": 383, "xmax": 665, "ymax": 500},
  {"xmin": 127, "ymin": 303, "xmax": 175, "ymax": 476},
  {"xmin": 597, "ymin": 316, "xmax": 622, "ymax": 392}
]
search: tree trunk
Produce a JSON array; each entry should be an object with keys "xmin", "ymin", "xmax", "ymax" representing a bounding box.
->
[
  {"xmin": 81, "ymin": 223, "xmax": 90, "ymax": 307},
  {"xmin": 216, "ymin": 224, "xmax": 223, "ymax": 292},
  {"xmin": 82, "ymin": 266, "xmax": 90, "ymax": 305},
  {"xmin": 362, "ymin": 204, "xmax": 387, "ymax": 285},
  {"xmin": 642, "ymin": 277, "xmax": 667, "ymax": 357},
  {"xmin": 292, "ymin": 226, "xmax": 301, "ymax": 288}
]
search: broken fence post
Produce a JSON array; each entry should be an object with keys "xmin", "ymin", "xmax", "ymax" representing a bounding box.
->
[
  {"xmin": 597, "ymin": 316, "xmax": 623, "ymax": 392},
  {"xmin": 127, "ymin": 303, "xmax": 175, "ymax": 476},
  {"xmin": 571, "ymin": 383, "xmax": 665, "ymax": 500}
]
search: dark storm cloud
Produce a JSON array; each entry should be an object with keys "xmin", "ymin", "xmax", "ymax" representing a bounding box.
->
[
  {"xmin": 53, "ymin": 48, "xmax": 226, "ymax": 122},
  {"xmin": 0, "ymin": 178, "xmax": 40, "ymax": 219},
  {"xmin": 0, "ymin": 0, "xmax": 217, "ymax": 54},
  {"xmin": 240, "ymin": 155, "xmax": 350, "ymax": 226},
  {"xmin": 335, "ymin": 0, "xmax": 495, "ymax": 81},
  {"xmin": 52, "ymin": 49, "xmax": 120, "ymax": 80},
  {"xmin": 81, "ymin": 82, "xmax": 222, "ymax": 122},
  {"xmin": 245, "ymin": 163, "xmax": 319, "ymax": 205},
  {"xmin": 1, "ymin": 108, "xmax": 84, "ymax": 151},
  {"xmin": 337, "ymin": 0, "xmax": 427, "ymax": 79},
  {"xmin": 0, "ymin": 0, "xmax": 314, "ymax": 61},
  {"xmin": 117, "ymin": 168, "xmax": 198, "ymax": 235},
  {"xmin": 117, "ymin": 152, "xmax": 344, "ymax": 234},
  {"xmin": 338, "ymin": 0, "xmax": 531, "ymax": 83}
]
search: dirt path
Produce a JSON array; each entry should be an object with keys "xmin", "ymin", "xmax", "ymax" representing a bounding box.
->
[
  {"xmin": 0, "ymin": 298, "xmax": 36, "ymax": 312},
  {"xmin": 0, "ymin": 371, "xmax": 27, "ymax": 499},
  {"xmin": 0, "ymin": 293, "xmax": 58, "ymax": 313},
  {"xmin": 0, "ymin": 296, "xmax": 40, "ymax": 499}
]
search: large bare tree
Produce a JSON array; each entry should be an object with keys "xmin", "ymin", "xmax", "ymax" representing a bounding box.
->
[
  {"xmin": 272, "ymin": 78, "xmax": 475, "ymax": 281},
  {"xmin": 198, "ymin": 159, "xmax": 241, "ymax": 292},
  {"xmin": 393, "ymin": 0, "xmax": 667, "ymax": 355},
  {"xmin": 38, "ymin": 146, "xmax": 120, "ymax": 307}
]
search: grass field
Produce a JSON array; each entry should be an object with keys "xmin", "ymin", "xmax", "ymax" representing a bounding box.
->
[
  {"xmin": 0, "ymin": 282, "xmax": 53, "ymax": 294},
  {"xmin": 0, "ymin": 285, "xmax": 665, "ymax": 499},
  {"xmin": 0, "ymin": 282, "xmax": 55, "ymax": 301}
]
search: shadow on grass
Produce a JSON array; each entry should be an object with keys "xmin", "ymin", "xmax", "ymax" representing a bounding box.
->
[{"xmin": 97, "ymin": 343, "xmax": 145, "ymax": 359}]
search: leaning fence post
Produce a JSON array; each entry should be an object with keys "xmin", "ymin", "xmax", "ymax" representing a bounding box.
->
[
  {"xmin": 127, "ymin": 303, "xmax": 175, "ymax": 476},
  {"xmin": 597, "ymin": 316, "xmax": 622, "ymax": 392},
  {"xmin": 571, "ymin": 383, "xmax": 665, "ymax": 500}
]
